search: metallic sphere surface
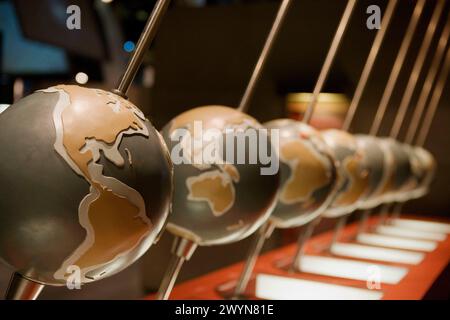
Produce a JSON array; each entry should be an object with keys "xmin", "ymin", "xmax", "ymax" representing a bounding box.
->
[
  {"xmin": 161, "ymin": 106, "xmax": 280, "ymax": 246},
  {"xmin": 0, "ymin": 86, "xmax": 173, "ymax": 286},
  {"xmin": 321, "ymin": 129, "xmax": 371, "ymax": 218},
  {"xmin": 263, "ymin": 119, "xmax": 338, "ymax": 228}
]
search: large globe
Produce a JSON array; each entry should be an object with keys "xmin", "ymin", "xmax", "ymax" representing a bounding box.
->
[
  {"xmin": 161, "ymin": 106, "xmax": 279, "ymax": 246},
  {"xmin": 263, "ymin": 119, "xmax": 338, "ymax": 228},
  {"xmin": 0, "ymin": 85, "xmax": 173, "ymax": 286}
]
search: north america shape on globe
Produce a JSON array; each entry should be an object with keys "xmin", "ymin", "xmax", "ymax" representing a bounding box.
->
[{"xmin": 44, "ymin": 85, "xmax": 154, "ymax": 282}]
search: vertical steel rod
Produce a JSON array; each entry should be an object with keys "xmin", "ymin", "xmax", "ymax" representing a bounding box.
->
[
  {"xmin": 330, "ymin": 215, "xmax": 349, "ymax": 249},
  {"xmin": 238, "ymin": 0, "xmax": 293, "ymax": 113},
  {"xmin": 155, "ymin": 255, "xmax": 185, "ymax": 300},
  {"xmin": 233, "ymin": 223, "xmax": 274, "ymax": 298},
  {"xmin": 4, "ymin": 273, "xmax": 44, "ymax": 300},
  {"xmin": 390, "ymin": 0, "xmax": 446, "ymax": 139},
  {"xmin": 342, "ymin": 0, "xmax": 398, "ymax": 130},
  {"xmin": 357, "ymin": 208, "xmax": 372, "ymax": 235},
  {"xmin": 376, "ymin": 203, "xmax": 392, "ymax": 226},
  {"xmin": 302, "ymin": 0, "xmax": 357, "ymax": 124},
  {"xmin": 114, "ymin": 0, "xmax": 171, "ymax": 97},
  {"xmin": 156, "ymin": 237, "xmax": 197, "ymax": 300},
  {"xmin": 289, "ymin": 218, "xmax": 320, "ymax": 273},
  {"xmin": 389, "ymin": 15, "xmax": 450, "ymax": 222},
  {"xmin": 405, "ymin": 15, "xmax": 450, "ymax": 144},
  {"xmin": 369, "ymin": 0, "xmax": 426, "ymax": 136},
  {"xmin": 416, "ymin": 46, "xmax": 450, "ymax": 147}
]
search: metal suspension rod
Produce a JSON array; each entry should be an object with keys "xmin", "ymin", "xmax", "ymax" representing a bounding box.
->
[
  {"xmin": 233, "ymin": 223, "xmax": 274, "ymax": 298},
  {"xmin": 371, "ymin": 1, "xmax": 442, "ymax": 224},
  {"xmin": 114, "ymin": 0, "xmax": 171, "ymax": 97},
  {"xmin": 238, "ymin": 0, "xmax": 293, "ymax": 113},
  {"xmin": 390, "ymin": 0, "xmax": 446, "ymax": 139},
  {"xmin": 4, "ymin": 273, "xmax": 44, "ymax": 300},
  {"xmin": 330, "ymin": 215, "xmax": 349, "ymax": 249},
  {"xmin": 342, "ymin": 0, "xmax": 398, "ymax": 131},
  {"xmin": 369, "ymin": 0, "xmax": 426, "ymax": 136},
  {"xmin": 357, "ymin": 208, "xmax": 373, "ymax": 235},
  {"xmin": 405, "ymin": 14, "xmax": 450, "ymax": 145},
  {"xmin": 302, "ymin": 0, "xmax": 357, "ymax": 124},
  {"xmin": 289, "ymin": 218, "xmax": 320, "ymax": 273},
  {"xmin": 416, "ymin": 45, "xmax": 450, "ymax": 147},
  {"xmin": 156, "ymin": 237, "xmax": 197, "ymax": 300},
  {"xmin": 344, "ymin": 0, "xmax": 396, "ymax": 230}
]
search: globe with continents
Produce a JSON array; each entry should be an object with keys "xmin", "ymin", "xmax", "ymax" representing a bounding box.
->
[
  {"xmin": 264, "ymin": 119, "xmax": 338, "ymax": 228},
  {"xmin": 0, "ymin": 85, "xmax": 173, "ymax": 286},
  {"xmin": 161, "ymin": 106, "xmax": 280, "ymax": 246},
  {"xmin": 321, "ymin": 129, "xmax": 371, "ymax": 218}
]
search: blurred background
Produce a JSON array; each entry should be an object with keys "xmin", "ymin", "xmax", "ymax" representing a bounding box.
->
[{"xmin": 0, "ymin": 0, "xmax": 448, "ymax": 299}]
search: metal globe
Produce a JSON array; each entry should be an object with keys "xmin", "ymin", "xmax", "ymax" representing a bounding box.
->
[
  {"xmin": 263, "ymin": 119, "xmax": 338, "ymax": 228},
  {"xmin": 376, "ymin": 138, "xmax": 414, "ymax": 203},
  {"xmin": 321, "ymin": 129, "xmax": 371, "ymax": 218},
  {"xmin": 0, "ymin": 85, "xmax": 173, "ymax": 286},
  {"xmin": 354, "ymin": 135, "xmax": 395, "ymax": 210},
  {"xmin": 406, "ymin": 146, "xmax": 436, "ymax": 200},
  {"xmin": 160, "ymin": 106, "xmax": 280, "ymax": 246}
]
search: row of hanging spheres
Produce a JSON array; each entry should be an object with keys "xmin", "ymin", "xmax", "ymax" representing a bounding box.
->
[
  {"xmin": 0, "ymin": 89, "xmax": 436, "ymax": 290},
  {"xmin": 0, "ymin": 2, "xmax": 436, "ymax": 298}
]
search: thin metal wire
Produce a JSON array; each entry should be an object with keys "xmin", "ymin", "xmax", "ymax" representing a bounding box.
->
[
  {"xmin": 302, "ymin": 0, "xmax": 357, "ymax": 124},
  {"xmin": 369, "ymin": 0, "xmax": 426, "ymax": 136},
  {"xmin": 155, "ymin": 254, "xmax": 185, "ymax": 300},
  {"xmin": 238, "ymin": 0, "xmax": 293, "ymax": 113},
  {"xmin": 390, "ymin": 0, "xmax": 446, "ymax": 139},
  {"xmin": 233, "ymin": 223, "xmax": 273, "ymax": 298},
  {"xmin": 342, "ymin": 0, "xmax": 398, "ymax": 131},
  {"xmin": 405, "ymin": 14, "xmax": 450, "ymax": 144},
  {"xmin": 115, "ymin": 0, "xmax": 171, "ymax": 97},
  {"xmin": 416, "ymin": 45, "xmax": 450, "ymax": 147}
]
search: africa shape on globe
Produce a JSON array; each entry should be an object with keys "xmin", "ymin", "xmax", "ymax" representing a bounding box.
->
[
  {"xmin": 162, "ymin": 106, "xmax": 279, "ymax": 245},
  {"xmin": 168, "ymin": 107, "xmax": 257, "ymax": 217},
  {"xmin": 0, "ymin": 85, "xmax": 172, "ymax": 285}
]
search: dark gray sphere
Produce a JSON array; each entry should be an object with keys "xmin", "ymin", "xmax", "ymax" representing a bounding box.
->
[
  {"xmin": 263, "ymin": 119, "xmax": 338, "ymax": 228},
  {"xmin": 0, "ymin": 85, "xmax": 173, "ymax": 286},
  {"xmin": 376, "ymin": 138, "xmax": 414, "ymax": 203},
  {"xmin": 161, "ymin": 106, "xmax": 279, "ymax": 246},
  {"xmin": 321, "ymin": 129, "xmax": 371, "ymax": 218},
  {"xmin": 403, "ymin": 146, "xmax": 436, "ymax": 201},
  {"xmin": 355, "ymin": 135, "xmax": 393, "ymax": 210},
  {"xmin": 413, "ymin": 147, "xmax": 436, "ymax": 198}
]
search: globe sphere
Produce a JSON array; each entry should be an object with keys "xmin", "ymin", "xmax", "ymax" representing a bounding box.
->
[
  {"xmin": 321, "ymin": 129, "xmax": 371, "ymax": 218},
  {"xmin": 354, "ymin": 135, "xmax": 394, "ymax": 210},
  {"xmin": 160, "ymin": 106, "xmax": 280, "ymax": 246},
  {"xmin": 263, "ymin": 119, "xmax": 338, "ymax": 228},
  {"xmin": 376, "ymin": 138, "xmax": 414, "ymax": 203},
  {"xmin": 0, "ymin": 85, "xmax": 173, "ymax": 286}
]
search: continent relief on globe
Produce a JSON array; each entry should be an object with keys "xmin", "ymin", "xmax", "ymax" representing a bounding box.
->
[
  {"xmin": 41, "ymin": 85, "xmax": 153, "ymax": 282},
  {"xmin": 169, "ymin": 106, "xmax": 260, "ymax": 217},
  {"xmin": 279, "ymin": 140, "xmax": 331, "ymax": 205},
  {"xmin": 334, "ymin": 153, "xmax": 370, "ymax": 206}
]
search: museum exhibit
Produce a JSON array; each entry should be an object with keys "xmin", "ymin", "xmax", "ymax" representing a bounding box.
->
[{"xmin": 0, "ymin": 0, "xmax": 449, "ymax": 302}]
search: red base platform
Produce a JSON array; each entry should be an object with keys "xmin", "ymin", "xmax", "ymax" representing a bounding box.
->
[{"xmin": 146, "ymin": 215, "xmax": 450, "ymax": 300}]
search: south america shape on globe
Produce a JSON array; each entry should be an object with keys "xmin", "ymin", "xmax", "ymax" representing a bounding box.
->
[{"xmin": 0, "ymin": 85, "xmax": 173, "ymax": 285}]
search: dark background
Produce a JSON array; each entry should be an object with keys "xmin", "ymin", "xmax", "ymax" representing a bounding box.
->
[{"xmin": 0, "ymin": 0, "xmax": 449, "ymax": 299}]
